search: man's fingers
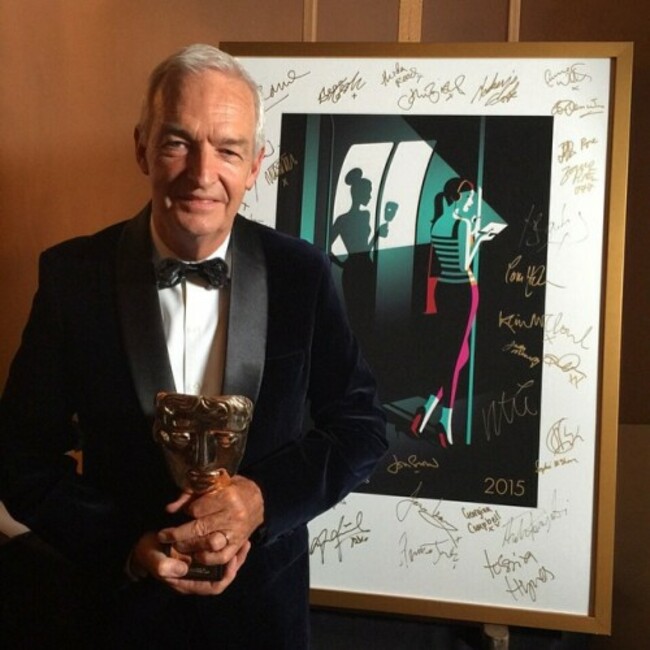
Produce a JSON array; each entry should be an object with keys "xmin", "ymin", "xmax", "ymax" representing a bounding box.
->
[
  {"xmin": 165, "ymin": 491, "xmax": 193, "ymax": 514},
  {"xmin": 166, "ymin": 540, "xmax": 252, "ymax": 596}
]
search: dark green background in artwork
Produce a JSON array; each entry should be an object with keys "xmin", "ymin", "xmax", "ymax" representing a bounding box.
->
[{"xmin": 276, "ymin": 113, "xmax": 554, "ymax": 508}]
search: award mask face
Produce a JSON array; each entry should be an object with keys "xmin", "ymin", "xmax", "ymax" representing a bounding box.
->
[{"xmin": 153, "ymin": 392, "xmax": 253, "ymax": 494}]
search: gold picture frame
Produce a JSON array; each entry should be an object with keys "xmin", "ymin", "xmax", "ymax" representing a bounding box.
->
[{"xmin": 224, "ymin": 41, "xmax": 633, "ymax": 635}]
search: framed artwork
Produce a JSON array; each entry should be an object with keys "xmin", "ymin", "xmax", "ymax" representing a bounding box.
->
[{"xmin": 223, "ymin": 41, "xmax": 632, "ymax": 634}]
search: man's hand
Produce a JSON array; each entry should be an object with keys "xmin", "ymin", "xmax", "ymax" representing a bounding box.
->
[
  {"xmin": 128, "ymin": 475, "xmax": 263, "ymax": 595},
  {"xmin": 130, "ymin": 531, "xmax": 251, "ymax": 595},
  {"xmin": 160, "ymin": 474, "xmax": 264, "ymax": 568}
]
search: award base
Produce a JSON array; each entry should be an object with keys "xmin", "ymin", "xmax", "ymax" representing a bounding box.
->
[
  {"xmin": 165, "ymin": 544, "xmax": 224, "ymax": 581},
  {"xmin": 185, "ymin": 561, "xmax": 224, "ymax": 581}
]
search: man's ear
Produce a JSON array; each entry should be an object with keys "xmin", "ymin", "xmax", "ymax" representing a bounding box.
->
[{"xmin": 134, "ymin": 127, "xmax": 149, "ymax": 175}]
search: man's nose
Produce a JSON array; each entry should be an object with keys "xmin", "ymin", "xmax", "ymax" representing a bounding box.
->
[{"xmin": 187, "ymin": 145, "xmax": 217, "ymax": 187}]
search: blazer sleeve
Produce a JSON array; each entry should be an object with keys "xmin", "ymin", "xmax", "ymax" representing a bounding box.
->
[
  {"xmin": 0, "ymin": 243, "xmax": 145, "ymax": 580},
  {"xmin": 241, "ymin": 249, "xmax": 388, "ymax": 544}
]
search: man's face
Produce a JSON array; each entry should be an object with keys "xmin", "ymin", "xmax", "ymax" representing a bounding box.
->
[{"xmin": 136, "ymin": 70, "xmax": 263, "ymax": 260}]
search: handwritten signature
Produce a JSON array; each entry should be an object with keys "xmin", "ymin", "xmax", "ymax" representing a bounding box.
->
[
  {"xmin": 499, "ymin": 310, "xmax": 545, "ymax": 335},
  {"xmin": 463, "ymin": 505, "xmax": 501, "ymax": 534},
  {"xmin": 395, "ymin": 483, "xmax": 461, "ymax": 567},
  {"xmin": 484, "ymin": 548, "xmax": 555, "ymax": 601},
  {"xmin": 397, "ymin": 76, "xmax": 466, "ymax": 111},
  {"xmin": 543, "ymin": 353, "xmax": 587, "ymax": 387},
  {"xmin": 387, "ymin": 454, "xmax": 439, "ymax": 475},
  {"xmin": 560, "ymin": 160, "xmax": 598, "ymax": 194},
  {"xmin": 558, "ymin": 136, "xmax": 598, "ymax": 164},
  {"xmin": 501, "ymin": 491, "xmax": 568, "ymax": 547},
  {"xmin": 505, "ymin": 255, "xmax": 549, "ymax": 298},
  {"xmin": 264, "ymin": 152, "xmax": 298, "ymax": 186},
  {"xmin": 544, "ymin": 63, "xmax": 592, "ymax": 89},
  {"xmin": 498, "ymin": 311, "xmax": 592, "ymax": 357},
  {"xmin": 318, "ymin": 71, "xmax": 365, "ymax": 104},
  {"xmin": 472, "ymin": 71, "xmax": 519, "ymax": 106},
  {"xmin": 398, "ymin": 531, "xmax": 460, "ymax": 568},
  {"xmin": 309, "ymin": 511, "xmax": 370, "ymax": 564},
  {"xmin": 536, "ymin": 456, "xmax": 578, "ymax": 474},
  {"xmin": 481, "ymin": 380, "xmax": 538, "ymax": 441},
  {"xmin": 546, "ymin": 417, "xmax": 584, "ymax": 454},
  {"xmin": 545, "ymin": 312, "xmax": 593, "ymax": 350},
  {"xmin": 517, "ymin": 201, "xmax": 589, "ymax": 252},
  {"xmin": 505, "ymin": 567, "xmax": 556, "ymax": 602},
  {"xmin": 551, "ymin": 98, "xmax": 605, "ymax": 118},
  {"xmin": 517, "ymin": 204, "xmax": 548, "ymax": 252},
  {"xmin": 544, "ymin": 312, "xmax": 592, "ymax": 350},
  {"xmin": 381, "ymin": 62, "xmax": 423, "ymax": 88},
  {"xmin": 502, "ymin": 340, "xmax": 541, "ymax": 368},
  {"xmin": 484, "ymin": 548, "xmax": 537, "ymax": 578},
  {"xmin": 396, "ymin": 486, "xmax": 457, "ymax": 534},
  {"xmin": 547, "ymin": 203, "xmax": 589, "ymax": 248},
  {"xmin": 262, "ymin": 69, "xmax": 311, "ymax": 110}
]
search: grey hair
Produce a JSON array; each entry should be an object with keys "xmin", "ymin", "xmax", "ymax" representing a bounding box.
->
[{"xmin": 137, "ymin": 43, "xmax": 265, "ymax": 152}]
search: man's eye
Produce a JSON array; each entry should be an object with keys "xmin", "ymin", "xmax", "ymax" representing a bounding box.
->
[
  {"xmin": 162, "ymin": 139, "xmax": 189, "ymax": 153},
  {"xmin": 220, "ymin": 148, "xmax": 242, "ymax": 160}
]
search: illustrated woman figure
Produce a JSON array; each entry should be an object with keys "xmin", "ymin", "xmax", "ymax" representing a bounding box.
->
[
  {"xmin": 411, "ymin": 177, "xmax": 500, "ymax": 446},
  {"xmin": 330, "ymin": 168, "xmax": 385, "ymax": 343}
]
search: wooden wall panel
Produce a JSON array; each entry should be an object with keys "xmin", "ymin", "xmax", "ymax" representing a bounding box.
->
[
  {"xmin": 519, "ymin": 0, "xmax": 649, "ymax": 422},
  {"xmin": 0, "ymin": 0, "xmax": 303, "ymax": 388},
  {"xmin": 317, "ymin": 0, "xmax": 400, "ymax": 42},
  {"xmin": 421, "ymin": 0, "xmax": 509, "ymax": 42}
]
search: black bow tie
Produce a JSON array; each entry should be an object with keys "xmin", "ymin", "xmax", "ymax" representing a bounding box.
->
[{"xmin": 155, "ymin": 257, "xmax": 230, "ymax": 289}]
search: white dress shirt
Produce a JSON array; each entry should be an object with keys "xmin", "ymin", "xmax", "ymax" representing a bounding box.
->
[{"xmin": 151, "ymin": 222, "xmax": 230, "ymax": 397}]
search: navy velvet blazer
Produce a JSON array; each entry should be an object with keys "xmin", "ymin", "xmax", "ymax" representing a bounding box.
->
[{"xmin": 0, "ymin": 207, "xmax": 387, "ymax": 596}]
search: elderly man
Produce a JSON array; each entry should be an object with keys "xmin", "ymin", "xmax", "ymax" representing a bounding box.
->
[{"xmin": 0, "ymin": 44, "xmax": 387, "ymax": 649}]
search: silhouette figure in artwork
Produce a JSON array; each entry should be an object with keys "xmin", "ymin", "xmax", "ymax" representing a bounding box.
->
[
  {"xmin": 410, "ymin": 177, "xmax": 504, "ymax": 447},
  {"xmin": 330, "ymin": 168, "xmax": 394, "ymax": 343}
]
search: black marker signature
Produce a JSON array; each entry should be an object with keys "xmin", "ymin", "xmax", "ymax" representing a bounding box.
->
[
  {"xmin": 262, "ymin": 69, "xmax": 311, "ymax": 111},
  {"xmin": 309, "ymin": 511, "xmax": 370, "ymax": 564},
  {"xmin": 398, "ymin": 531, "xmax": 460, "ymax": 568},
  {"xmin": 396, "ymin": 487, "xmax": 458, "ymax": 535},
  {"xmin": 501, "ymin": 491, "xmax": 568, "ymax": 547},
  {"xmin": 318, "ymin": 71, "xmax": 365, "ymax": 104},
  {"xmin": 505, "ymin": 566, "xmax": 555, "ymax": 602}
]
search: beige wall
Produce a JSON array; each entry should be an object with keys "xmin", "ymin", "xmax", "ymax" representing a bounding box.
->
[{"xmin": 0, "ymin": 0, "xmax": 308, "ymax": 387}]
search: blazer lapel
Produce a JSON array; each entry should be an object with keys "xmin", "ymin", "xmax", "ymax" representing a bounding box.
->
[
  {"xmin": 223, "ymin": 215, "xmax": 267, "ymax": 403},
  {"xmin": 116, "ymin": 206, "xmax": 175, "ymax": 418}
]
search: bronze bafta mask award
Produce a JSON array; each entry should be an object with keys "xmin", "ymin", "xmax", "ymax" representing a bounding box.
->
[{"xmin": 153, "ymin": 391, "xmax": 254, "ymax": 580}]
